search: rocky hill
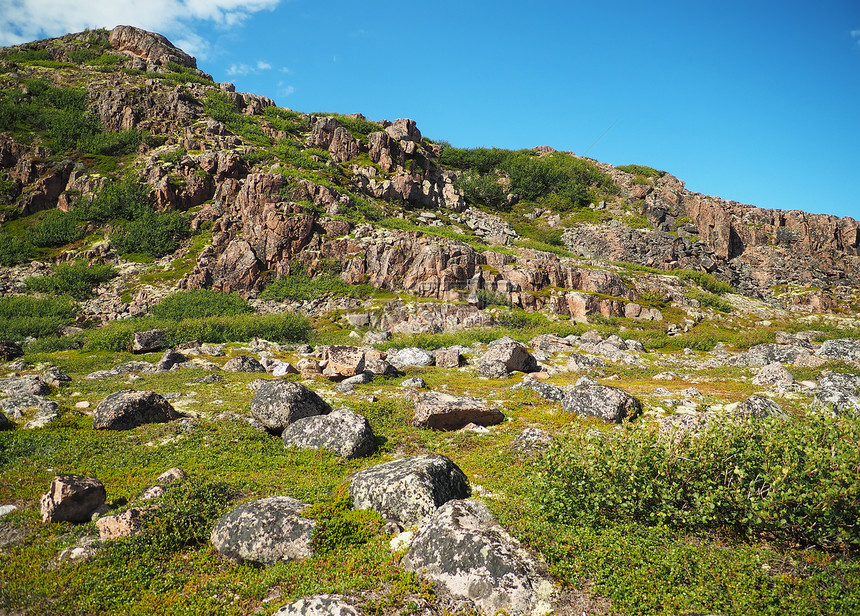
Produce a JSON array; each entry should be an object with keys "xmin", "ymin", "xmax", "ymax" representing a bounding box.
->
[{"xmin": 1, "ymin": 26, "xmax": 860, "ymax": 616}]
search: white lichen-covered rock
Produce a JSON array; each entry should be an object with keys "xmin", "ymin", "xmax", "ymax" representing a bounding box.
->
[
  {"xmin": 561, "ymin": 381, "xmax": 642, "ymax": 423},
  {"xmin": 273, "ymin": 595, "xmax": 361, "ymax": 616},
  {"xmin": 210, "ymin": 496, "xmax": 315, "ymax": 565},
  {"xmin": 387, "ymin": 347, "xmax": 435, "ymax": 370},
  {"xmin": 348, "ymin": 454, "xmax": 469, "ymax": 527},
  {"xmin": 815, "ymin": 339, "xmax": 860, "ymax": 362},
  {"xmin": 813, "ymin": 372, "xmax": 860, "ymax": 415},
  {"xmin": 282, "ymin": 407, "xmax": 376, "ymax": 458},
  {"xmin": 402, "ymin": 499, "xmax": 555, "ymax": 616},
  {"xmin": 476, "ymin": 337, "xmax": 538, "ymax": 377},
  {"xmin": 92, "ymin": 390, "xmax": 178, "ymax": 430},
  {"xmin": 509, "ymin": 427, "xmax": 553, "ymax": 456},
  {"xmin": 411, "ymin": 392, "xmax": 504, "ymax": 430},
  {"xmin": 249, "ymin": 380, "xmax": 331, "ymax": 435},
  {"xmin": 751, "ymin": 362, "xmax": 795, "ymax": 387},
  {"xmin": 736, "ymin": 394, "xmax": 786, "ymax": 418}
]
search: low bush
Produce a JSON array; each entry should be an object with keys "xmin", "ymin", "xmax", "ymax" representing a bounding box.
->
[
  {"xmin": 262, "ymin": 265, "xmax": 373, "ymax": 302},
  {"xmin": 25, "ymin": 262, "xmax": 117, "ymax": 300},
  {"xmin": 676, "ymin": 269, "xmax": 735, "ymax": 295},
  {"xmin": 26, "ymin": 209, "xmax": 83, "ymax": 247},
  {"xmin": 454, "ymin": 171, "xmax": 508, "ymax": 210},
  {"xmin": 75, "ymin": 176, "xmax": 150, "ymax": 223},
  {"xmin": 151, "ymin": 289, "xmax": 252, "ymax": 320},
  {"xmin": 688, "ymin": 288, "xmax": 733, "ymax": 313},
  {"xmin": 304, "ymin": 486, "xmax": 384, "ymax": 554},
  {"xmin": 84, "ymin": 312, "xmax": 312, "ymax": 351},
  {"xmin": 109, "ymin": 209, "xmax": 190, "ymax": 258},
  {"xmin": 616, "ymin": 164, "xmax": 665, "ymax": 178},
  {"xmin": 0, "ymin": 295, "xmax": 77, "ymax": 340},
  {"xmin": 476, "ymin": 289, "xmax": 511, "ymax": 308},
  {"xmin": 0, "ymin": 230, "xmax": 37, "ymax": 265},
  {"xmin": 537, "ymin": 414, "xmax": 860, "ymax": 549}
]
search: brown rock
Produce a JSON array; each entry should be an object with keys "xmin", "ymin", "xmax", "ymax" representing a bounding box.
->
[
  {"xmin": 40, "ymin": 475, "xmax": 106, "ymax": 523},
  {"xmin": 412, "ymin": 392, "xmax": 504, "ymax": 430},
  {"xmin": 97, "ymin": 508, "xmax": 144, "ymax": 540}
]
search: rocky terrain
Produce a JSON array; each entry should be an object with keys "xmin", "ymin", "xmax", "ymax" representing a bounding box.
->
[{"xmin": 1, "ymin": 26, "xmax": 859, "ymax": 616}]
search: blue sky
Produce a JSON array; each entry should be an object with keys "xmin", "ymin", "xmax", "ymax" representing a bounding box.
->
[{"xmin": 2, "ymin": 0, "xmax": 858, "ymax": 219}]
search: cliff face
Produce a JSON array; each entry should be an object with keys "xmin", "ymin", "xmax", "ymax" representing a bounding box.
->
[{"xmin": 1, "ymin": 26, "xmax": 858, "ymax": 320}]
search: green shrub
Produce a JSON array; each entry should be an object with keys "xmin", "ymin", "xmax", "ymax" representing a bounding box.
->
[
  {"xmin": 25, "ymin": 262, "xmax": 117, "ymax": 300},
  {"xmin": 151, "ymin": 289, "xmax": 252, "ymax": 320},
  {"xmin": 26, "ymin": 209, "xmax": 83, "ymax": 247},
  {"xmin": 110, "ymin": 210, "xmax": 190, "ymax": 257},
  {"xmin": 78, "ymin": 128, "xmax": 145, "ymax": 156},
  {"xmin": 0, "ymin": 295, "xmax": 77, "ymax": 341},
  {"xmin": 538, "ymin": 414, "xmax": 860, "ymax": 549},
  {"xmin": 263, "ymin": 106, "xmax": 310, "ymax": 135},
  {"xmin": 616, "ymin": 164, "xmax": 665, "ymax": 178},
  {"xmin": 676, "ymin": 269, "xmax": 735, "ymax": 294},
  {"xmin": 23, "ymin": 335, "xmax": 84, "ymax": 353},
  {"xmin": 274, "ymin": 139, "xmax": 327, "ymax": 169},
  {"xmin": 304, "ymin": 486, "xmax": 384, "ymax": 554},
  {"xmin": 476, "ymin": 289, "xmax": 511, "ymax": 307},
  {"xmin": 455, "ymin": 171, "xmax": 508, "ymax": 210},
  {"xmin": 76, "ymin": 176, "xmax": 150, "ymax": 223},
  {"xmin": 262, "ymin": 265, "xmax": 373, "ymax": 302},
  {"xmin": 688, "ymin": 288, "xmax": 733, "ymax": 313},
  {"xmin": 0, "ymin": 230, "xmax": 37, "ymax": 265}
]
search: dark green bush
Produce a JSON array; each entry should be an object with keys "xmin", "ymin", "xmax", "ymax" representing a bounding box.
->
[
  {"xmin": 25, "ymin": 262, "xmax": 117, "ymax": 300},
  {"xmin": 151, "ymin": 289, "xmax": 253, "ymax": 320},
  {"xmin": 616, "ymin": 164, "xmax": 665, "ymax": 178},
  {"xmin": 676, "ymin": 269, "xmax": 735, "ymax": 295},
  {"xmin": 26, "ymin": 209, "xmax": 83, "ymax": 247},
  {"xmin": 109, "ymin": 209, "xmax": 190, "ymax": 257},
  {"xmin": 78, "ymin": 128, "xmax": 145, "ymax": 156},
  {"xmin": 476, "ymin": 289, "xmax": 511, "ymax": 307},
  {"xmin": 0, "ymin": 230, "xmax": 37, "ymax": 265},
  {"xmin": 0, "ymin": 295, "xmax": 77, "ymax": 340},
  {"xmin": 76, "ymin": 176, "xmax": 150, "ymax": 223},
  {"xmin": 538, "ymin": 414, "xmax": 860, "ymax": 549},
  {"xmin": 262, "ymin": 265, "xmax": 372, "ymax": 302},
  {"xmin": 454, "ymin": 171, "xmax": 508, "ymax": 210},
  {"xmin": 304, "ymin": 486, "xmax": 383, "ymax": 554},
  {"xmin": 689, "ymin": 288, "xmax": 733, "ymax": 313}
]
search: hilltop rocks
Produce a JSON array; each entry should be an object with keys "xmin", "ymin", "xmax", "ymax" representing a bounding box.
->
[
  {"xmin": 109, "ymin": 25, "xmax": 197, "ymax": 69},
  {"xmin": 282, "ymin": 407, "xmax": 376, "ymax": 458},
  {"xmin": 92, "ymin": 390, "xmax": 178, "ymax": 430},
  {"xmin": 40, "ymin": 475, "xmax": 106, "ymax": 523},
  {"xmin": 402, "ymin": 499, "xmax": 554, "ymax": 616},
  {"xmin": 561, "ymin": 379, "xmax": 642, "ymax": 423},
  {"xmin": 412, "ymin": 392, "xmax": 504, "ymax": 430},
  {"xmin": 349, "ymin": 454, "xmax": 469, "ymax": 527},
  {"xmin": 210, "ymin": 496, "xmax": 315, "ymax": 565},
  {"xmin": 249, "ymin": 380, "xmax": 331, "ymax": 435}
]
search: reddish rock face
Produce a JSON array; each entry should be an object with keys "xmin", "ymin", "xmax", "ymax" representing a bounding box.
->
[{"xmin": 40, "ymin": 475, "xmax": 106, "ymax": 523}]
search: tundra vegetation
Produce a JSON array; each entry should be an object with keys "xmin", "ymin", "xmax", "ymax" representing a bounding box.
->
[{"xmin": 1, "ymin": 27, "xmax": 859, "ymax": 616}]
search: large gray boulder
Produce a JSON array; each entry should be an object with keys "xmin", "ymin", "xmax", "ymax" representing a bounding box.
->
[
  {"xmin": 387, "ymin": 347, "xmax": 435, "ymax": 370},
  {"xmin": 751, "ymin": 362, "xmax": 795, "ymax": 387},
  {"xmin": 132, "ymin": 328, "xmax": 168, "ymax": 353},
  {"xmin": 813, "ymin": 372, "xmax": 860, "ymax": 415},
  {"xmin": 282, "ymin": 407, "xmax": 376, "ymax": 458},
  {"xmin": 744, "ymin": 343, "xmax": 810, "ymax": 366},
  {"xmin": 476, "ymin": 338, "xmax": 538, "ymax": 377},
  {"xmin": 349, "ymin": 454, "xmax": 469, "ymax": 527},
  {"xmin": 40, "ymin": 475, "xmax": 106, "ymax": 523},
  {"xmin": 561, "ymin": 381, "xmax": 642, "ymax": 423},
  {"xmin": 0, "ymin": 393, "xmax": 59, "ymax": 421},
  {"xmin": 402, "ymin": 499, "xmax": 555, "ymax": 616},
  {"xmin": 92, "ymin": 390, "xmax": 178, "ymax": 430},
  {"xmin": 210, "ymin": 496, "xmax": 315, "ymax": 565},
  {"xmin": 0, "ymin": 375, "xmax": 51, "ymax": 397},
  {"xmin": 249, "ymin": 381, "xmax": 331, "ymax": 435},
  {"xmin": 816, "ymin": 339, "xmax": 860, "ymax": 362},
  {"xmin": 736, "ymin": 395, "xmax": 786, "ymax": 418},
  {"xmin": 223, "ymin": 355, "xmax": 265, "ymax": 373},
  {"xmin": 565, "ymin": 352, "xmax": 607, "ymax": 372},
  {"xmin": 513, "ymin": 379, "xmax": 565, "ymax": 402},
  {"xmin": 412, "ymin": 392, "xmax": 504, "ymax": 430},
  {"xmin": 273, "ymin": 595, "xmax": 361, "ymax": 616}
]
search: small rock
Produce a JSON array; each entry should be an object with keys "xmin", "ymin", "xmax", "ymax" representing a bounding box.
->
[
  {"xmin": 752, "ymin": 362, "xmax": 795, "ymax": 387},
  {"xmin": 400, "ymin": 377, "xmax": 425, "ymax": 388},
  {"xmin": 387, "ymin": 347, "xmax": 435, "ymax": 370},
  {"xmin": 97, "ymin": 508, "xmax": 145, "ymax": 540}
]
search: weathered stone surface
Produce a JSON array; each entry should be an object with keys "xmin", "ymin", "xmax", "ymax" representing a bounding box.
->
[
  {"xmin": 402, "ymin": 499, "xmax": 554, "ymax": 616},
  {"xmin": 477, "ymin": 338, "xmax": 538, "ymax": 376},
  {"xmin": 249, "ymin": 380, "xmax": 331, "ymax": 435},
  {"xmin": 412, "ymin": 392, "xmax": 504, "ymax": 430},
  {"xmin": 273, "ymin": 595, "xmax": 361, "ymax": 616},
  {"xmin": 1, "ymin": 375, "xmax": 50, "ymax": 397},
  {"xmin": 816, "ymin": 339, "xmax": 860, "ymax": 362},
  {"xmin": 86, "ymin": 361, "xmax": 157, "ymax": 379},
  {"xmin": 387, "ymin": 347, "xmax": 435, "ymax": 370},
  {"xmin": 813, "ymin": 372, "xmax": 860, "ymax": 415},
  {"xmin": 93, "ymin": 390, "xmax": 178, "ymax": 430},
  {"xmin": 736, "ymin": 395, "xmax": 786, "ymax": 418},
  {"xmin": 434, "ymin": 347, "xmax": 463, "ymax": 368},
  {"xmin": 752, "ymin": 362, "xmax": 796, "ymax": 386},
  {"xmin": 565, "ymin": 352, "xmax": 607, "ymax": 372},
  {"xmin": 109, "ymin": 25, "xmax": 197, "ymax": 68},
  {"xmin": 364, "ymin": 358, "xmax": 400, "ymax": 377},
  {"xmin": 400, "ymin": 377, "xmax": 425, "ymax": 389},
  {"xmin": 97, "ymin": 508, "xmax": 144, "ymax": 540},
  {"xmin": 157, "ymin": 467, "xmax": 188, "ymax": 484},
  {"xmin": 41, "ymin": 366, "xmax": 71, "ymax": 387},
  {"xmin": 561, "ymin": 382, "xmax": 642, "ymax": 423},
  {"xmin": 282, "ymin": 407, "xmax": 376, "ymax": 458},
  {"xmin": 0, "ymin": 340, "xmax": 23, "ymax": 361},
  {"xmin": 40, "ymin": 475, "xmax": 106, "ymax": 523},
  {"xmin": 132, "ymin": 329, "xmax": 168, "ymax": 353},
  {"xmin": 210, "ymin": 496, "xmax": 315, "ymax": 565},
  {"xmin": 321, "ymin": 346, "xmax": 365, "ymax": 378},
  {"xmin": 223, "ymin": 355, "xmax": 265, "ymax": 373},
  {"xmin": 743, "ymin": 343, "xmax": 810, "ymax": 366},
  {"xmin": 515, "ymin": 379, "xmax": 565, "ymax": 402},
  {"xmin": 0, "ymin": 392, "xmax": 58, "ymax": 421},
  {"xmin": 509, "ymin": 427, "xmax": 553, "ymax": 456},
  {"xmin": 349, "ymin": 454, "xmax": 469, "ymax": 526},
  {"xmin": 155, "ymin": 349, "xmax": 186, "ymax": 371}
]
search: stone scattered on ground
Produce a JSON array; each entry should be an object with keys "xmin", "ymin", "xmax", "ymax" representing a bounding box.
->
[
  {"xmin": 210, "ymin": 496, "xmax": 315, "ymax": 565},
  {"xmin": 132, "ymin": 328, "xmax": 167, "ymax": 353},
  {"xmin": 514, "ymin": 378, "xmax": 565, "ymax": 402},
  {"xmin": 96, "ymin": 508, "xmax": 145, "ymax": 540},
  {"xmin": 476, "ymin": 337, "xmax": 538, "ymax": 377},
  {"xmin": 223, "ymin": 355, "xmax": 266, "ymax": 373},
  {"xmin": 40, "ymin": 475, "xmax": 106, "ymax": 523},
  {"xmin": 400, "ymin": 377, "xmax": 426, "ymax": 389},
  {"xmin": 92, "ymin": 390, "xmax": 179, "ymax": 430},
  {"xmin": 752, "ymin": 362, "xmax": 796, "ymax": 387},
  {"xmin": 387, "ymin": 347, "xmax": 435, "ymax": 370},
  {"xmin": 281, "ymin": 407, "xmax": 376, "ymax": 458},
  {"xmin": 349, "ymin": 454, "xmax": 469, "ymax": 527},
  {"xmin": 273, "ymin": 595, "xmax": 361, "ymax": 616},
  {"xmin": 402, "ymin": 499, "xmax": 555, "ymax": 616},
  {"xmin": 561, "ymin": 379, "xmax": 642, "ymax": 423},
  {"xmin": 249, "ymin": 380, "xmax": 331, "ymax": 435},
  {"xmin": 813, "ymin": 372, "xmax": 860, "ymax": 415},
  {"xmin": 509, "ymin": 427, "xmax": 554, "ymax": 456},
  {"xmin": 816, "ymin": 339, "xmax": 860, "ymax": 363},
  {"xmin": 411, "ymin": 392, "xmax": 504, "ymax": 430}
]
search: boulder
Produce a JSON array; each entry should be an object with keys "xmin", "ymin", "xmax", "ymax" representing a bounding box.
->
[
  {"xmin": 41, "ymin": 366, "xmax": 71, "ymax": 387},
  {"xmin": 412, "ymin": 392, "xmax": 504, "ymax": 430},
  {"xmin": 273, "ymin": 595, "xmax": 361, "ymax": 616},
  {"xmin": 0, "ymin": 393, "xmax": 58, "ymax": 420},
  {"xmin": 349, "ymin": 454, "xmax": 469, "ymax": 526},
  {"xmin": 155, "ymin": 349, "xmax": 186, "ymax": 371},
  {"xmin": 132, "ymin": 328, "xmax": 168, "ymax": 353},
  {"xmin": 0, "ymin": 412, "xmax": 12, "ymax": 430},
  {"xmin": 223, "ymin": 355, "xmax": 265, "ymax": 373},
  {"xmin": 92, "ymin": 390, "xmax": 178, "ymax": 430},
  {"xmin": 322, "ymin": 345, "xmax": 366, "ymax": 379},
  {"xmin": 515, "ymin": 379, "xmax": 565, "ymax": 402},
  {"xmin": 1, "ymin": 375, "xmax": 51, "ymax": 396},
  {"xmin": 0, "ymin": 340, "xmax": 24, "ymax": 361},
  {"xmin": 387, "ymin": 347, "xmax": 435, "ymax": 370},
  {"xmin": 816, "ymin": 339, "xmax": 860, "ymax": 362},
  {"xmin": 434, "ymin": 347, "xmax": 463, "ymax": 369},
  {"xmin": 561, "ymin": 382, "xmax": 642, "ymax": 423},
  {"xmin": 96, "ymin": 508, "xmax": 144, "ymax": 540},
  {"xmin": 509, "ymin": 427, "xmax": 553, "ymax": 456},
  {"xmin": 40, "ymin": 475, "xmax": 106, "ymax": 523},
  {"xmin": 210, "ymin": 496, "xmax": 315, "ymax": 565},
  {"xmin": 744, "ymin": 343, "xmax": 809, "ymax": 366},
  {"xmin": 736, "ymin": 395, "xmax": 786, "ymax": 418},
  {"xmin": 813, "ymin": 372, "xmax": 860, "ymax": 415},
  {"xmin": 400, "ymin": 377, "xmax": 426, "ymax": 389},
  {"xmin": 752, "ymin": 362, "xmax": 796, "ymax": 387},
  {"xmin": 249, "ymin": 380, "xmax": 331, "ymax": 435},
  {"xmin": 402, "ymin": 500, "xmax": 555, "ymax": 616},
  {"xmin": 282, "ymin": 407, "xmax": 376, "ymax": 458},
  {"xmin": 364, "ymin": 358, "xmax": 400, "ymax": 377},
  {"xmin": 477, "ymin": 338, "xmax": 538, "ymax": 376}
]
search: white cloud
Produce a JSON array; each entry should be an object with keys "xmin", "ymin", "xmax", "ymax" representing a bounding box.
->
[
  {"xmin": 0, "ymin": 0, "xmax": 281, "ymax": 48},
  {"xmin": 277, "ymin": 81, "xmax": 294, "ymax": 97},
  {"xmin": 226, "ymin": 60, "xmax": 271, "ymax": 76},
  {"xmin": 256, "ymin": 60, "xmax": 271, "ymax": 70},
  {"xmin": 852, "ymin": 29, "xmax": 860, "ymax": 46}
]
